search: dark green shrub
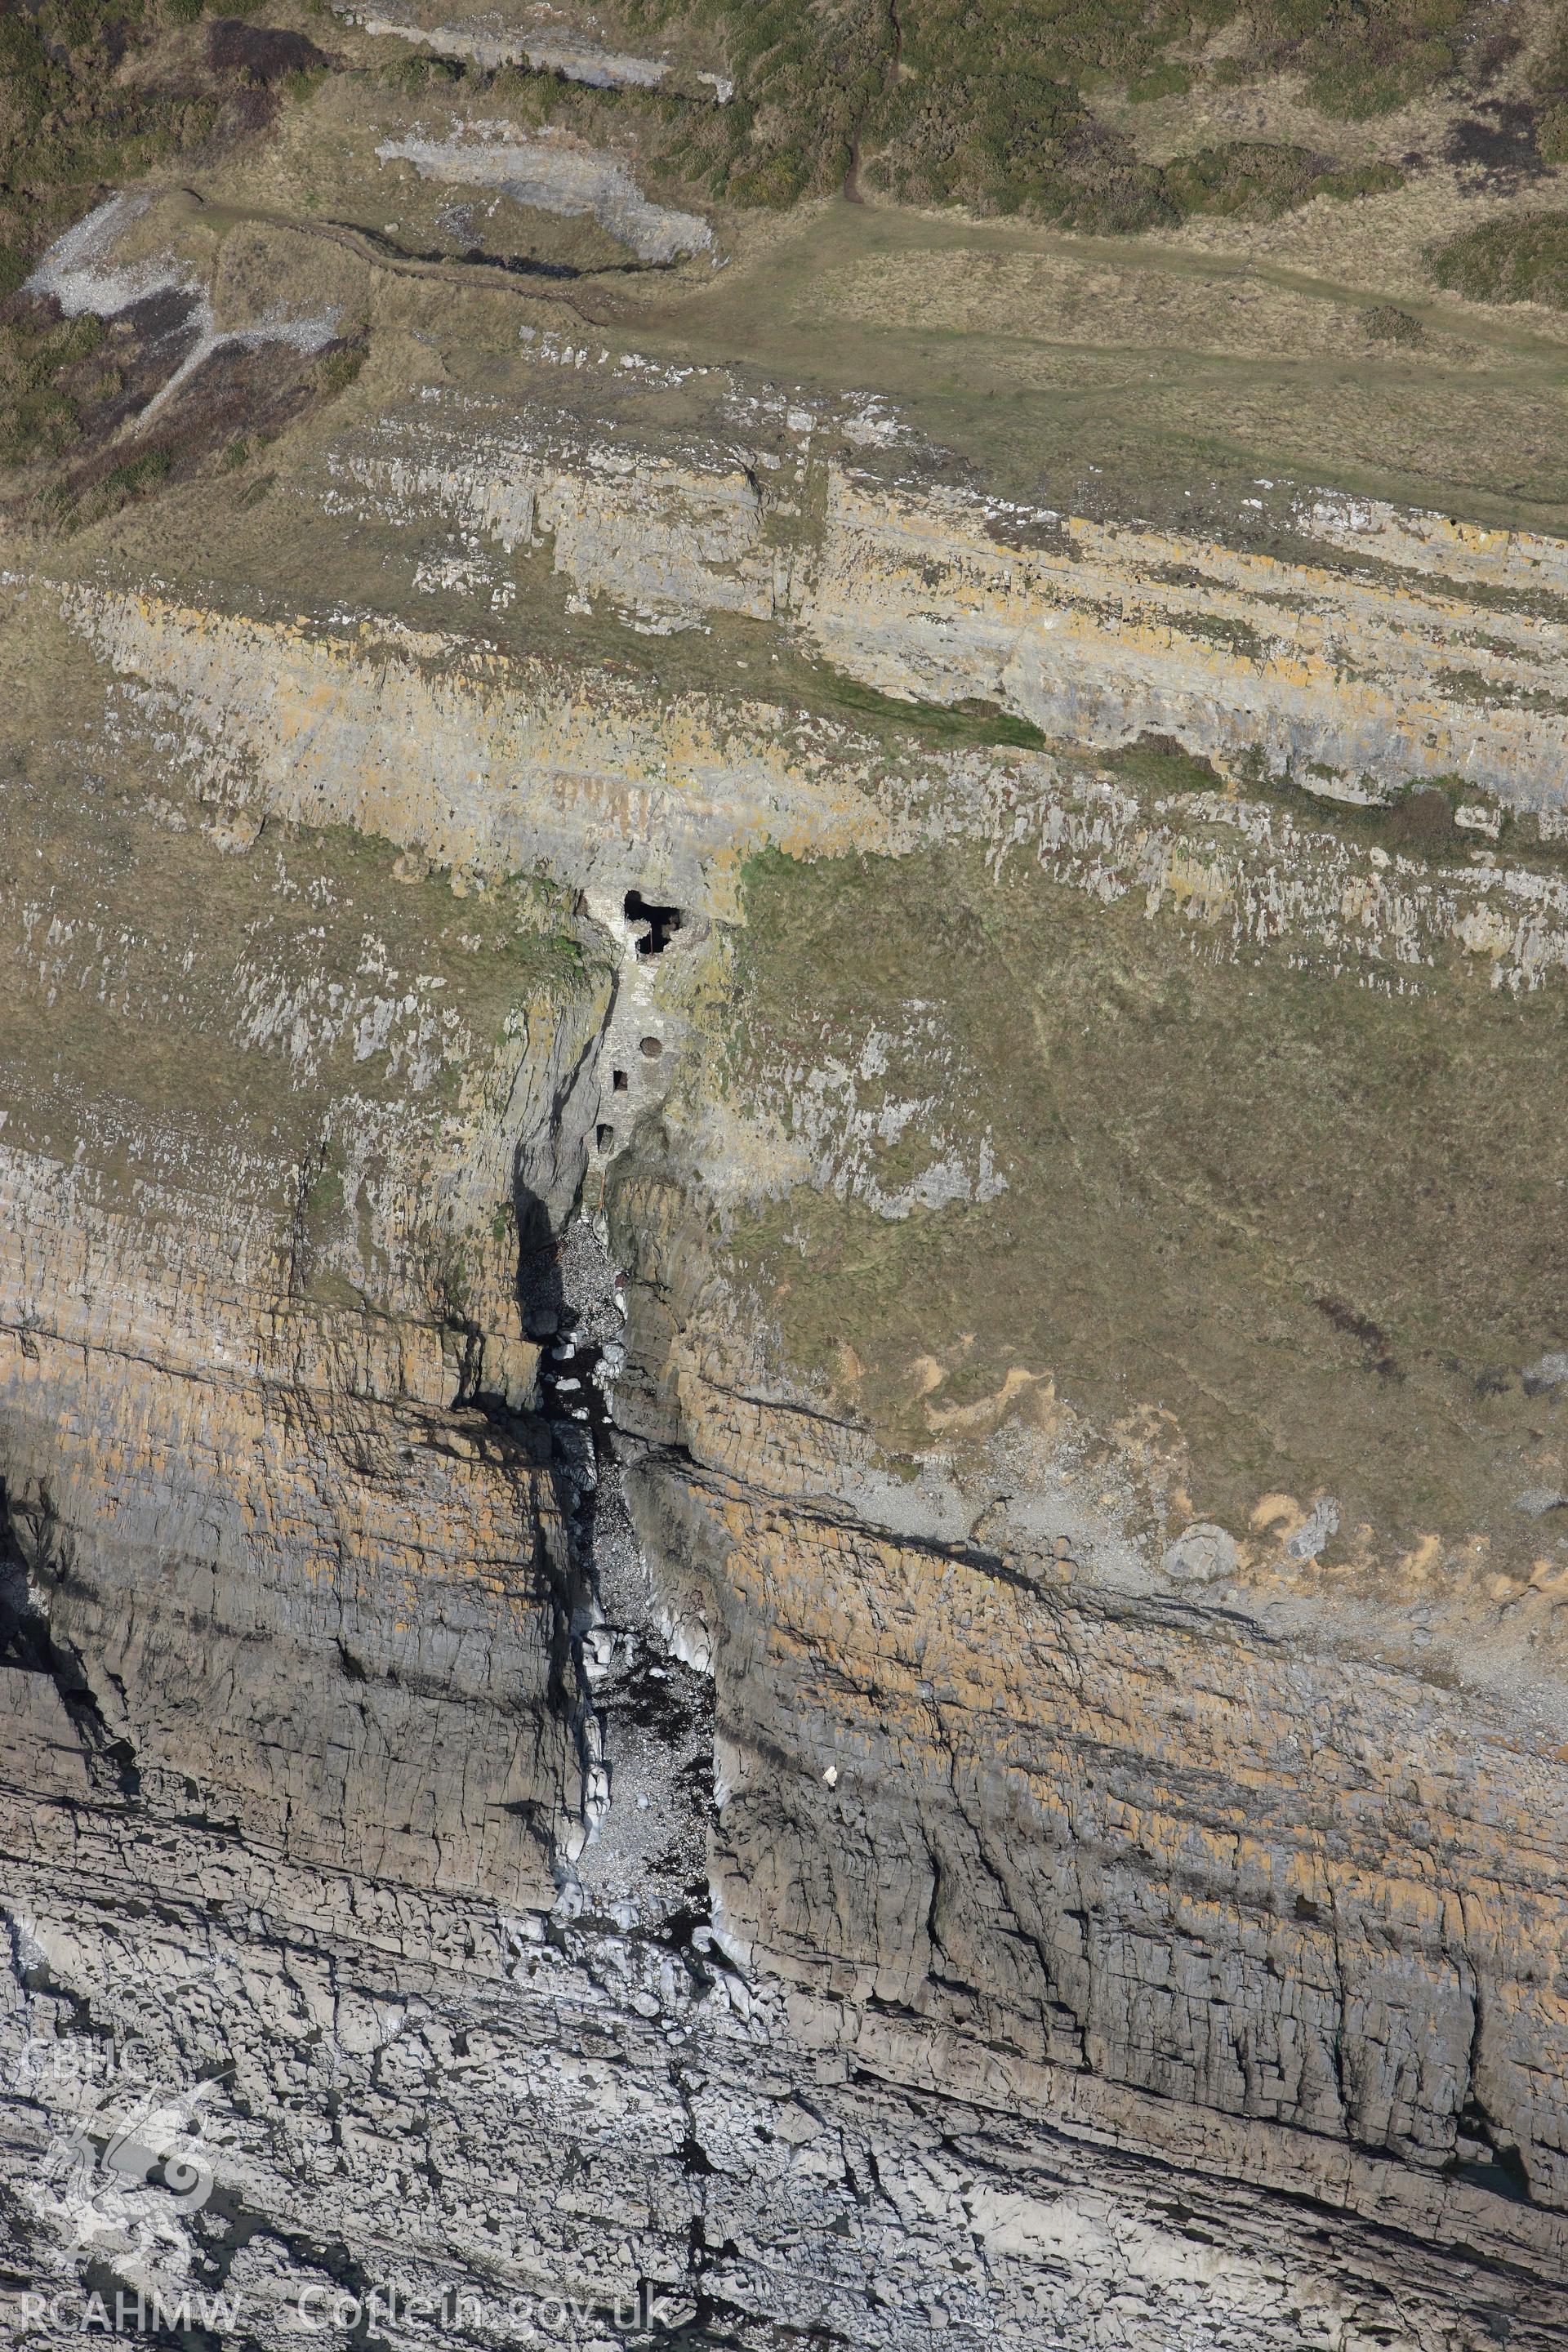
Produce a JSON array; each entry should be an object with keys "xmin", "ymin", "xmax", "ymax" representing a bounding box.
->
[
  {"xmin": 1428, "ymin": 213, "xmax": 1568, "ymax": 308},
  {"xmin": 1160, "ymin": 143, "xmax": 1401, "ymax": 221},
  {"xmin": 1363, "ymin": 302, "xmax": 1425, "ymax": 343},
  {"xmin": 1530, "ymin": 20, "xmax": 1568, "ymax": 163},
  {"xmin": 626, "ymin": 0, "xmax": 1445, "ymax": 225},
  {"xmin": 1163, "ymin": 141, "xmax": 1321, "ymax": 220},
  {"xmin": 318, "ymin": 344, "xmax": 366, "ymax": 396},
  {"xmin": 103, "ymin": 445, "xmax": 174, "ymax": 498}
]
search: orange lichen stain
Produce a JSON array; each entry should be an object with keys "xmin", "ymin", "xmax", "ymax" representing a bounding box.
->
[
  {"xmin": 926, "ymin": 1366, "xmax": 1056, "ymax": 1439},
  {"xmin": 1397, "ymin": 1534, "xmax": 1443, "ymax": 1584},
  {"xmin": 1250, "ymin": 1493, "xmax": 1300, "ymax": 1535}
]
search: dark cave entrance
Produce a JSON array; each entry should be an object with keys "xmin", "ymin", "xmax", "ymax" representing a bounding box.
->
[{"xmin": 624, "ymin": 890, "xmax": 682, "ymax": 956}]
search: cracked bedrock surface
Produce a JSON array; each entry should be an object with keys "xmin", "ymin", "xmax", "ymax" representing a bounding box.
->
[{"xmin": 14, "ymin": 131, "xmax": 1568, "ymax": 2352}]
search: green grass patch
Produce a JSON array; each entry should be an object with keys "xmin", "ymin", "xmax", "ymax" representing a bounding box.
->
[
  {"xmin": 102, "ymin": 446, "xmax": 173, "ymax": 501},
  {"xmin": 689, "ymin": 828, "xmax": 1568, "ymax": 1569},
  {"xmin": 1528, "ymin": 23, "xmax": 1568, "ymax": 164},
  {"xmin": 0, "ymin": 310, "xmax": 106, "ymax": 464},
  {"xmin": 1103, "ymin": 734, "xmax": 1226, "ymax": 795},
  {"xmin": 1128, "ymin": 60, "xmax": 1193, "ymax": 100},
  {"xmin": 1428, "ymin": 214, "xmax": 1568, "ymax": 310},
  {"xmin": 818, "ymin": 667, "xmax": 1049, "ymax": 751}
]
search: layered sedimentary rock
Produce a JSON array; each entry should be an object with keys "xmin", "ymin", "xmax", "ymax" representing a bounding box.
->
[
  {"xmin": 7, "ymin": 363, "xmax": 1568, "ymax": 2352},
  {"xmin": 45, "ymin": 581, "xmax": 883, "ymax": 918},
  {"xmin": 0, "ymin": 706, "xmax": 619, "ymax": 1907},
  {"xmin": 620, "ymin": 1241, "xmax": 1568, "ymax": 2237},
  {"xmin": 327, "ymin": 372, "xmax": 1568, "ymax": 810}
]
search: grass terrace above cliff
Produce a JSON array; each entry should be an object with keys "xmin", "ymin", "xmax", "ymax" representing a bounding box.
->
[{"xmin": 697, "ymin": 806, "xmax": 1568, "ymax": 1601}]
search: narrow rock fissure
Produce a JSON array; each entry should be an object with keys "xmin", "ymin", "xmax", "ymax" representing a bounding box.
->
[
  {"xmin": 521, "ymin": 1192, "xmax": 715, "ymax": 1938},
  {"xmin": 1451, "ymin": 1984, "xmax": 1535, "ymax": 2204}
]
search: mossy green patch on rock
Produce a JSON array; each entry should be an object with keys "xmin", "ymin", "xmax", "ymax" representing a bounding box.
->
[{"xmin": 813, "ymin": 667, "xmax": 1049, "ymax": 752}]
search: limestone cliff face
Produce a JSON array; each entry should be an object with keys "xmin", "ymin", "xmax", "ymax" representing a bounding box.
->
[
  {"xmin": 617, "ymin": 1204, "xmax": 1568, "ymax": 2253},
  {"xmin": 8, "ymin": 382, "xmax": 1568, "ymax": 2352},
  {"xmin": 324, "ymin": 372, "xmax": 1568, "ymax": 813},
  {"xmin": 805, "ymin": 473, "xmax": 1568, "ymax": 808},
  {"xmin": 0, "ymin": 734, "xmax": 616, "ymax": 1906},
  {"xmin": 51, "ymin": 581, "xmax": 886, "ymax": 919}
]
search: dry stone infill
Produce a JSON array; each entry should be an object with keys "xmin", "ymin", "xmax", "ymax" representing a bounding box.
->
[
  {"xmin": 24, "ymin": 196, "xmax": 341, "ymax": 430},
  {"xmin": 336, "ymin": 5, "xmax": 733, "ymax": 98},
  {"xmin": 345, "ymin": 7, "xmax": 674, "ymax": 87},
  {"xmin": 376, "ymin": 128, "xmax": 714, "ymax": 265}
]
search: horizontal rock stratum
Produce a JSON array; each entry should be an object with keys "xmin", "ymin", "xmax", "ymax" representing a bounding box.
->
[{"xmin": 332, "ymin": 382, "xmax": 1568, "ymax": 810}]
